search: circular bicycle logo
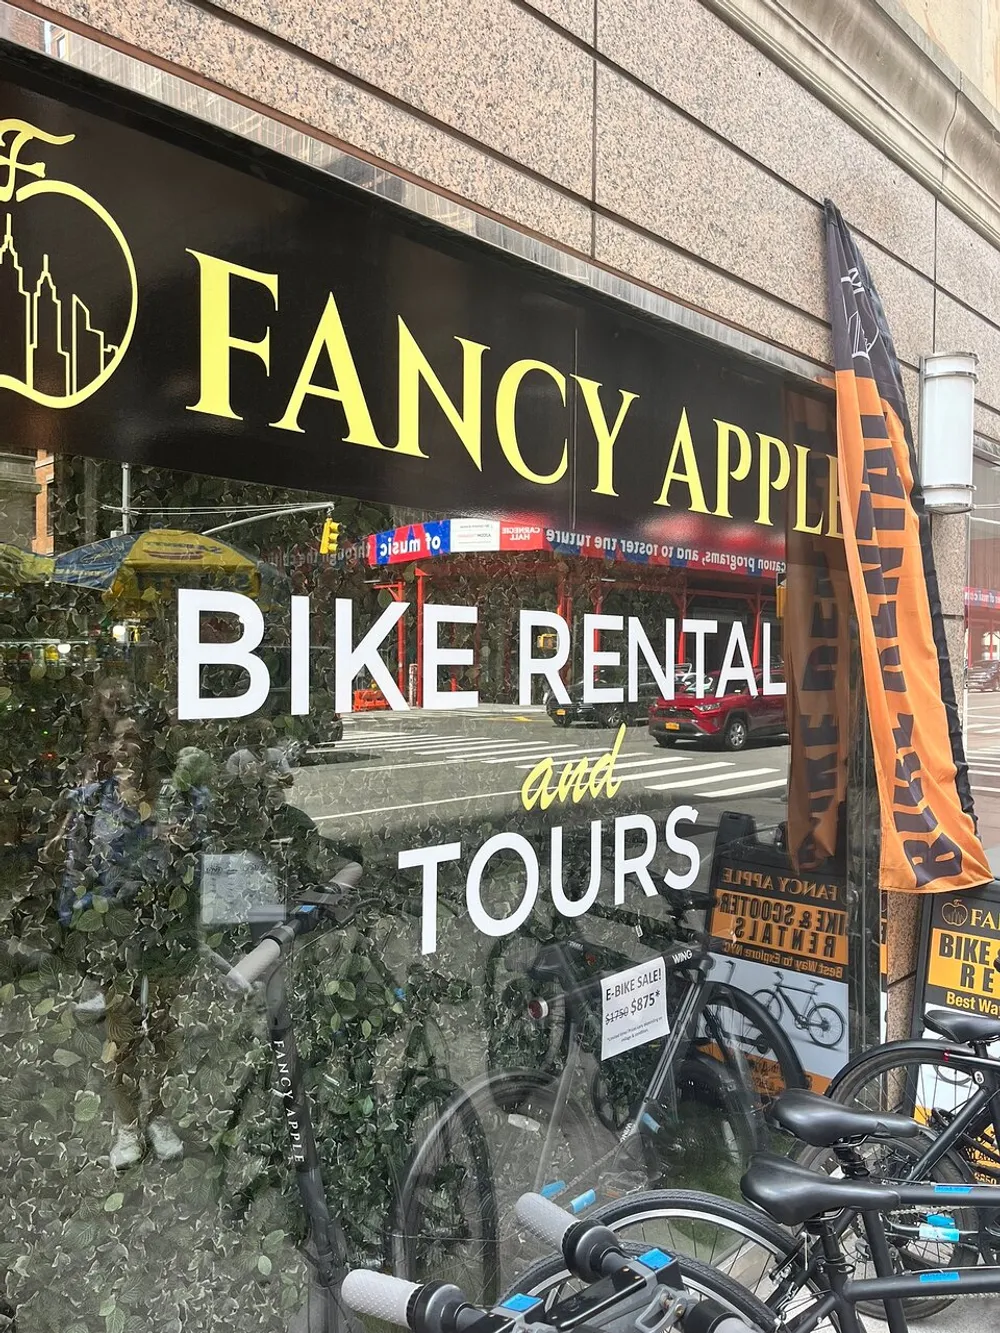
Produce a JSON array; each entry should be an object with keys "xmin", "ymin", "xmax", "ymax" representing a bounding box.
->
[{"xmin": 0, "ymin": 118, "xmax": 137, "ymax": 408}]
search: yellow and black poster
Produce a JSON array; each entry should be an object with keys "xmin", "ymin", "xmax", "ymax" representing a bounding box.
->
[
  {"xmin": 914, "ymin": 886, "xmax": 1000, "ymax": 1174},
  {"xmin": 921, "ymin": 887, "xmax": 1000, "ymax": 1020},
  {"xmin": 708, "ymin": 818, "xmax": 849, "ymax": 1092}
]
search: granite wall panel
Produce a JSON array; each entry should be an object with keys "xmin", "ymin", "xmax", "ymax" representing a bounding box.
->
[
  {"xmin": 44, "ymin": 0, "xmax": 594, "ymax": 251},
  {"xmin": 596, "ymin": 65, "xmax": 825, "ymax": 316},
  {"xmin": 203, "ymin": 0, "xmax": 595, "ymax": 196},
  {"xmin": 33, "ymin": 0, "xmax": 1000, "ymax": 385},
  {"xmin": 596, "ymin": 0, "xmax": 936, "ymax": 275},
  {"xmin": 936, "ymin": 293, "xmax": 1000, "ymax": 415},
  {"xmin": 593, "ymin": 216, "xmax": 831, "ymax": 361}
]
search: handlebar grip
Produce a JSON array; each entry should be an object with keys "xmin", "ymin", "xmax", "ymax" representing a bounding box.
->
[
  {"xmin": 224, "ymin": 937, "xmax": 282, "ymax": 993},
  {"xmin": 341, "ymin": 1270, "xmax": 418, "ymax": 1327},
  {"xmin": 684, "ymin": 1300, "xmax": 764, "ymax": 1333},
  {"xmin": 516, "ymin": 1192, "xmax": 574, "ymax": 1250},
  {"xmin": 332, "ymin": 861, "xmax": 363, "ymax": 888}
]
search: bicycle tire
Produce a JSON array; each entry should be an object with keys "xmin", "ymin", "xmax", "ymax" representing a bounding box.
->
[
  {"xmin": 393, "ymin": 1070, "xmax": 598, "ymax": 1303},
  {"xmin": 509, "ymin": 1247, "xmax": 778, "ymax": 1331},
  {"xmin": 822, "ymin": 1045, "xmax": 988, "ymax": 1318},
  {"xmin": 674, "ymin": 1051, "xmax": 768, "ymax": 1170},
  {"xmin": 565, "ymin": 1189, "xmax": 851, "ymax": 1331},
  {"xmin": 482, "ymin": 931, "xmax": 568, "ymax": 1074},
  {"xmin": 587, "ymin": 1046, "xmax": 766, "ymax": 1202},
  {"xmin": 805, "ymin": 1003, "xmax": 845, "ymax": 1050},
  {"xmin": 701, "ymin": 981, "xmax": 807, "ymax": 1100}
]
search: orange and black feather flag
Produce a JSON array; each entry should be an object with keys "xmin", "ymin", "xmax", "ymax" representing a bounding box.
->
[{"xmin": 825, "ymin": 199, "xmax": 990, "ymax": 892}]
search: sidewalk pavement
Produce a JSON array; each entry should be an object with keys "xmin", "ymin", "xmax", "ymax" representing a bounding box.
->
[{"xmin": 872, "ymin": 1299, "xmax": 1000, "ymax": 1332}]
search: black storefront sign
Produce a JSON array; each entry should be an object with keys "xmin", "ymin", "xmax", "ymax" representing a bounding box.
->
[{"xmin": 0, "ymin": 45, "xmax": 833, "ymax": 549}]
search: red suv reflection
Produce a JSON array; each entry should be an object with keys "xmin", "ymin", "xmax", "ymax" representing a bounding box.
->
[{"xmin": 648, "ymin": 670, "xmax": 787, "ymax": 751}]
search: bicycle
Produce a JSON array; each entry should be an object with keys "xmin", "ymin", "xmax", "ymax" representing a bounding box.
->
[
  {"xmin": 734, "ymin": 1140, "xmax": 1000, "ymax": 1333},
  {"xmin": 344, "ymin": 1191, "xmax": 771, "ymax": 1333},
  {"xmin": 506, "ymin": 1086, "xmax": 989, "ymax": 1330},
  {"xmin": 751, "ymin": 973, "xmax": 845, "ymax": 1050},
  {"xmin": 395, "ymin": 889, "xmax": 808, "ymax": 1298},
  {"xmin": 214, "ymin": 863, "xmax": 496, "ymax": 1333},
  {"xmin": 817, "ymin": 1004, "xmax": 1000, "ymax": 1268},
  {"xmin": 483, "ymin": 898, "xmax": 806, "ymax": 1101}
]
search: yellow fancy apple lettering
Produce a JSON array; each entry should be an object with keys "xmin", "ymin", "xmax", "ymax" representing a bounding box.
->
[
  {"xmin": 187, "ymin": 251, "xmax": 278, "ymax": 422},
  {"xmin": 826, "ymin": 451, "xmax": 843, "ymax": 537},
  {"xmin": 713, "ymin": 420, "xmax": 752, "ymax": 518},
  {"xmin": 757, "ymin": 433, "xmax": 790, "ymax": 526},
  {"xmin": 495, "ymin": 359, "xmax": 568, "ymax": 485},
  {"xmin": 271, "ymin": 292, "xmax": 385, "ymax": 448},
  {"xmin": 573, "ymin": 376, "xmax": 640, "ymax": 498},
  {"xmin": 793, "ymin": 443, "xmax": 824, "ymax": 534},
  {"xmin": 397, "ymin": 319, "xmax": 489, "ymax": 465},
  {"xmin": 654, "ymin": 408, "xmax": 709, "ymax": 512}
]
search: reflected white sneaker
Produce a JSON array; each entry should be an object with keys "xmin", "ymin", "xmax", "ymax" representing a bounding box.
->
[
  {"xmin": 147, "ymin": 1118, "xmax": 183, "ymax": 1162},
  {"xmin": 109, "ymin": 1122, "xmax": 143, "ymax": 1170},
  {"xmin": 74, "ymin": 992, "xmax": 107, "ymax": 1021}
]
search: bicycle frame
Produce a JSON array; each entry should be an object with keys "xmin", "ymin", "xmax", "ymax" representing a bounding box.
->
[
  {"xmin": 900, "ymin": 1048, "xmax": 1000, "ymax": 1186},
  {"xmin": 767, "ymin": 977, "xmax": 818, "ymax": 1014},
  {"xmin": 787, "ymin": 1259, "xmax": 1000, "ymax": 1333},
  {"xmin": 773, "ymin": 1176, "xmax": 1000, "ymax": 1333},
  {"xmin": 527, "ymin": 943, "xmax": 767, "ymax": 1192},
  {"xmin": 257, "ymin": 932, "xmax": 353, "ymax": 1310}
]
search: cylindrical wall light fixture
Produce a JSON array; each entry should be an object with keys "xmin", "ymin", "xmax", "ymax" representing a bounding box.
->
[{"xmin": 919, "ymin": 351, "xmax": 978, "ymax": 513}]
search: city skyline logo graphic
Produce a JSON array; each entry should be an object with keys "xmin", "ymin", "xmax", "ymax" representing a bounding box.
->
[{"xmin": 0, "ymin": 118, "xmax": 137, "ymax": 409}]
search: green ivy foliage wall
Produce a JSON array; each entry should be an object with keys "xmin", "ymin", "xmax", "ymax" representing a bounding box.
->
[{"xmin": 0, "ymin": 455, "xmax": 489, "ymax": 1332}]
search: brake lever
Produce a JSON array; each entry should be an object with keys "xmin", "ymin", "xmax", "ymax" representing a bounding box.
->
[{"xmin": 290, "ymin": 886, "xmax": 357, "ymax": 925}]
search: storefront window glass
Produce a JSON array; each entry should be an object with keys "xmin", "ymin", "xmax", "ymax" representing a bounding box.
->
[{"xmin": 0, "ymin": 53, "xmax": 867, "ymax": 1332}]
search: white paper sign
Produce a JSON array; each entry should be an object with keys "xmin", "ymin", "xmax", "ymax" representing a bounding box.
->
[{"xmin": 601, "ymin": 957, "xmax": 669, "ymax": 1061}]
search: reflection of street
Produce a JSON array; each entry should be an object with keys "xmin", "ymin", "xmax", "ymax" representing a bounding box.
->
[
  {"xmin": 289, "ymin": 708, "xmax": 790, "ymax": 835},
  {"xmin": 963, "ymin": 693, "xmax": 1000, "ymax": 861}
]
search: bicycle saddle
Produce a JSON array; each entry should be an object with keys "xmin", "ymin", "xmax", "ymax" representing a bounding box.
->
[
  {"xmin": 924, "ymin": 1008, "xmax": 1000, "ymax": 1046},
  {"xmin": 741, "ymin": 1152, "xmax": 901, "ymax": 1227},
  {"xmin": 527, "ymin": 942, "xmax": 580, "ymax": 983},
  {"xmin": 771, "ymin": 1088, "xmax": 920, "ymax": 1148}
]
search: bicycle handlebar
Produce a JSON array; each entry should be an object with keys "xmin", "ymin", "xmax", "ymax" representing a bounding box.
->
[
  {"xmin": 515, "ymin": 1191, "xmax": 626, "ymax": 1282},
  {"xmin": 516, "ymin": 1191, "xmax": 575, "ymax": 1250},
  {"xmin": 225, "ymin": 936, "xmax": 283, "ymax": 993},
  {"xmin": 342, "ymin": 1195, "xmax": 765, "ymax": 1333},
  {"xmin": 223, "ymin": 861, "xmax": 363, "ymax": 993},
  {"xmin": 341, "ymin": 1270, "xmax": 420, "ymax": 1326}
]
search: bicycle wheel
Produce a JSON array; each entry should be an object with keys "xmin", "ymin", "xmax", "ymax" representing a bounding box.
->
[
  {"xmin": 590, "ymin": 1046, "xmax": 766, "ymax": 1201},
  {"xmin": 394, "ymin": 1071, "xmax": 598, "ymax": 1302},
  {"xmin": 805, "ymin": 1003, "xmax": 845, "ymax": 1049},
  {"xmin": 510, "ymin": 1246, "xmax": 777, "ymax": 1331},
  {"xmin": 752, "ymin": 989, "xmax": 783, "ymax": 1024},
  {"xmin": 700, "ymin": 982, "xmax": 808, "ymax": 1103},
  {"xmin": 822, "ymin": 1045, "xmax": 989, "ymax": 1317},
  {"xmin": 390, "ymin": 1074, "xmax": 500, "ymax": 1304},
  {"xmin": 569, "ymin": 1189, "xmax": 849, "ymax": 1331},
  {"xmin": 673, "ymin": 1051, "xmax": 768, "ymax": 1181}
]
